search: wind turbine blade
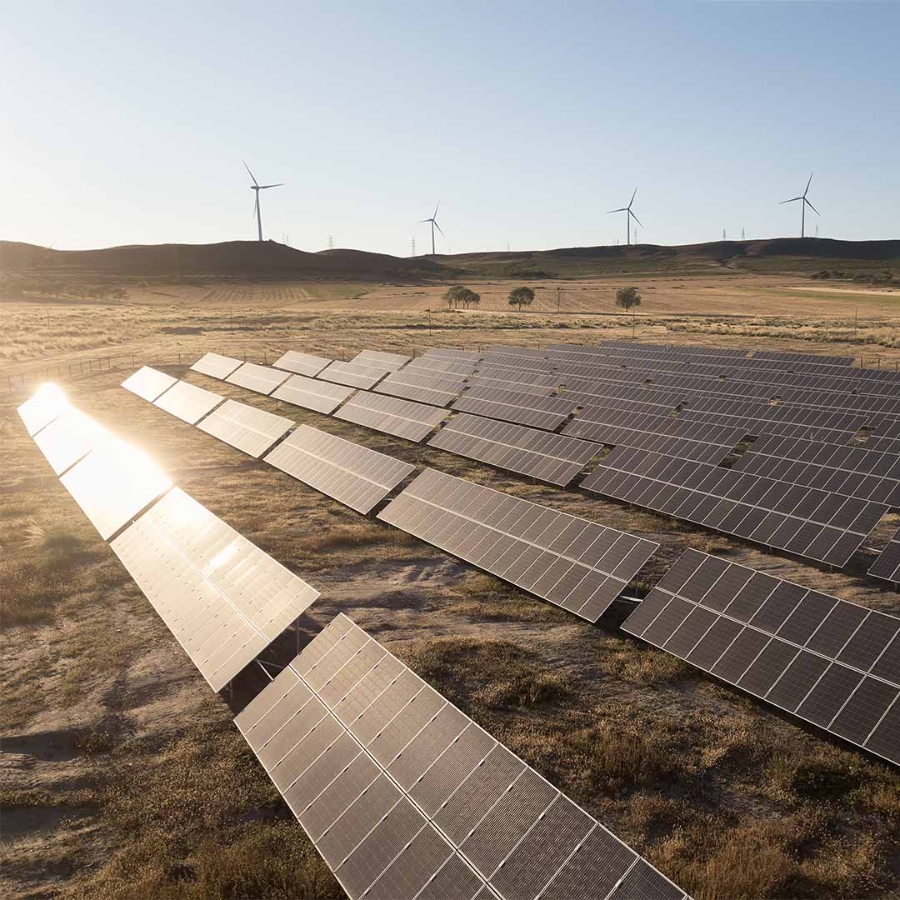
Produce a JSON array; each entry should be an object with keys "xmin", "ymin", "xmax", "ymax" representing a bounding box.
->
[
  {"xmin": 805, "ymin": 198, "xmax": 820, "ymax": 215},
  {"xmin": 629, "ymin": 186, "xmax": 637, "ymax": 208},
  {"xmin": 433, "ymin": 201, "xmax": 440, "ymax": 219},
  {"xmin": 258, "ymin": 183, "xmax": 285, "ymax": 189},
  {"xmin": 434, "ymin": 221, "xmax": 446, "ymax": 238},
  {"xmin": 420, "ymin": 218, "xmax": 432, "ymax": 224},
  {"xmin": 780, "ymin": 197, "xmax": 803, "ymax": 204},
  {"xmin": 804, "ymin": 172, "xmax": 813, "ymax": 196},
  {"xmin": 243, "ymin": 160, "xmax": 259, "ymax": 186},
  {"xmin": 630, "ymin": 211, "xmax": 644, "ymax": 228},
  {"xmin": 607, "ymin": 208, "xmax": 627, "ymax": 213}
]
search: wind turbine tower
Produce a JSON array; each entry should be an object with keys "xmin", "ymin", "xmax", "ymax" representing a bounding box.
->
[
  {"xmin": 608, "ymin": 188, "xmax": 643, "ymax": 246},
  {"xmin": 780, "ymin": 173, "xmax": 819, "ymax": 238},
  {"xmin": 420, "ymin": 202, "xmax": 445, "ymax": 255},
  {"xmin": 243, "ymin": 161, "xmax": 284, "ymax": 241}
]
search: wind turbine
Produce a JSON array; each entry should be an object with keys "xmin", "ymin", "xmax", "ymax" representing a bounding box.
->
[
  {"xmin": 420, "ymin": 202, "xmax": 445, "ymax": 255},
  {"xmin": 608, "ymin": 188, "xmax": 642, "ymax": 246},
  {"xmin": 780, "ymin": 172, "xmax": 818, "ymax": 238},
  {"xmin": 243, "ymin": 161, "xmax": 284, "ymax": 241}
]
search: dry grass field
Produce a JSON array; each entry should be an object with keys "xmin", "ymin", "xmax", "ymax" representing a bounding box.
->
[{"xmin": 2, "ymin": 276, "xmax": 900, "ymax": 900}]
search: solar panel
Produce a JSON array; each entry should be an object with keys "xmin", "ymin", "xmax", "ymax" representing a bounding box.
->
[
  {"xmin": 191, "ymin": 352, "xmax": 243, "ymax": 380},
  {"xmin": 226, "ymin": 362, "xmax": 291, "ymax": 396},
  {"xmin": 452, "ymin": 386, "xmax": 577, "ymax": 431},
  {"xmin": 335, "ymin": 391, "xmax": 447, "ymax": 443},
  {"xmin": 265, "ymin": 425, "xmax": 415, "ymax": 514},
  {"xmin": 272, "ymin": 350, "xmax": 333, "ymax": 377},
  {"xmin": 422, "ymin": 348, "xmax": 482, "ymax": 362},
  {"xmin": 375, "ymin": 368, "xmax": 467, "ymax": 407},
  {"xmin": 351, "ymin": 349, "xmax": 412, "ymax": 371},
  {"xmin": 470, "ymin": 365, "xmax": 561, "ymax": 392},
  {"xmin": 318, "ymin": 360, "xmax": 392, "ymax": 390},
  {"xmin": 428, "ymin": 413, "xmax": 601, "ymax": 486},
  {"xmin": 154, "ymin": 380, "xmax": 224, "ymax": 424},
  {"xmin": 59, "ymin": 439, "xmax": 173, "ymax": 540},
  {"xmin": 198, "ymin": 399, "xmax": 294, "ymax": 458},
  {"xmin": 869, "ymin": 529, "xmax": 900, "ymax": 585},
  {"xmin": 379, "ymin": 468, "xmax": 657, "ymax": 621},
  {"xmin": 111, "ymin": 487, "xmax": 319, "ymax": 691},
  {"xmin": 272, "ymin": 374, "xmax": 356, "ymax": 414},
  {"xmin": 121, "ymin": 366, "xmax": 178, "ymax": 402},
  {"xmin": 582, "ymin": 447, "xmax": 886, "ymax": 568},
  {"xmin": 32, "ymin": 407, "xmax": 109, "ymax": 475},
  {"xmin": 235, "ymin": 613, "xmax": 688, "ymax": 900},
  {"xmin": 623, "ymin": 549, "xmax": 900, "ymax": 766},
  {"xmin": 402, "ymin": 355, "xmax": 479, "ymax": 377},
  {"xmin": 17, "ymin": 383, "xmax": 70, "ymax": 436}
]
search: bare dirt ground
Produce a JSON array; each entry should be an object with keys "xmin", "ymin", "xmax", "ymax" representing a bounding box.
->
[{"xmin": 2, "ymin": 280, "xmax": 899, "ymax": 899}]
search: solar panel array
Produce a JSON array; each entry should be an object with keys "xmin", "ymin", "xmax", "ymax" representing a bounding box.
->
[
  {"xmin": 192, "ymin": 352, "xmax": 243, "ymax": 380},
  {"xmin": 272, "ymin": 374, "xmax": 355, "ymax": 414},
  {"xmin": 226, "ymin": 362, "xmax": 291, "ymax": 396},
  {"xmin": 379, "ymin": 468, "xmax": 658, "ymax": 621},
  {"xmin": 121, "ymin": 366, "xmax": 177, "ymax": 402},
  {"xmin": 623, "ymin": 550, "xmax": 900, "ymax": 766},
  {"xmin": 273, "ymin": 350, "xmax": 333, "ymax": 377},
  {"xmin": 60, "ymin": 439, "xmax": 174, "ymax": 540},
  {"xmin": 265, "ymin": 425, "xmax": 415, "ymax": 514},
  {"xmin": 452, "ymin": 386, "xmax": 577, "ymax": 431},
  {"xmin": 318, "ymin": 360, "xmax": 392, "ymax": 390},
  {"xmin": 869, "ymin": 529, "xmax": 900, "ymax": 585},
  {"xmin": 565, "ymin": 407, "xmax": 745, "ymax": 464},
  {"xmin": 154, "ymin": 380, "xmax": 224, "ymax": 424},
  {"xmin": 111, "ymin": 487, "xmax": 319, "ymax": 691},
  {"xmin": 351, "ymin": 349, "xmax": 411, "ymax": 371},
  {"xmin": 429, "ymin": 414, "xmax": 601, "ymax": 487},
  {"xmin": 582, "ymin": 447, "xmax": 886, "ymax": 567},
  {"xmin": 734, "ymin": 434, "xmax": 900, "ymax": 507},
  {"xmin": 236, "ymin": 614, "xmax": 689, "ymax": 900},
  {"xmin": 335, "ymin": 391, "xmax": 447, "ymax": 443},
  {"xmin": 375, "ymin": 367, "xmax": 468, "ymax": 407},
  {"xmin": 198, "ymin": 399, "xmax": 294, "ymax": 458}
]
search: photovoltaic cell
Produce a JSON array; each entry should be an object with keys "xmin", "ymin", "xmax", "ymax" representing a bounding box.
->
[
  {"xmin": 111, "ymin": 487, "xmax": 319, "ymax": 691},
  {"xmin": 264, "ymin": 424, "xmax": 415, "ymax": 514},
  {"xmin": 318, "ymin": 360, "xmax": 392, "ymax": 390},
  {"xmin": 191, "ymin": 352, "xmax": 243, "ymax": 380},
  {"xmin": 335, "ymin": 391, "xmax": 447, "ymax": 443},
  {"xmin": 59, "ymin": 438, "xmax": 173, "ymax": 540},
  {"xmin": 869, "ymin": 529, "xmax": 900, "ymax": 585},
  {"xmin": 428, "ymin": 413, "xmax": 601, "ymax": 486},
  {"xmin": 226, "ymin": 362, "xmax": 291, "ymax": 396},
  {"xmin": 378, "ymin": 468, "xmax": 658, "ymax": 621},
  {"xmin": 154, "ymin": 380, "xmax": 224, "ymax": 424},
  {"xmin": 121, "ymin": 366, "xmax": 177, "ymax": 402},
  {"xmin": 272, "ymin": 374, "xmax": 355, "ymax": 414},
  {"xmin": 272, "ymin": 350, "xmax": 332, "ymax": 377},
  {"xmin": 198, "ymin": 399, "xmax": 294, "ymax": 458},
  {"xmin": 235, "ymin": 613, "xmax": 688, "ymax": 900},
  {"xmin": 624, "ymin": 549, "xmax": 900, "ymax": 766}
]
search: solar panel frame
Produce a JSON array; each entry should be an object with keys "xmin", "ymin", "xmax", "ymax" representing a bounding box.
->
[
  {"xmin": 111, "ymin": 487, "xmax": 319, "ymax": 691},
  {"xmin": 121, "ymin": 366, "xmax": 178, "ymax": 402},
  {"xmin": 191, "ymin": 352, "xmax": 243, "ymax": 380},
  {"xmin": 272, "ymin": 374, "xmax": 356, "ymax": 414},
  {"xmin": 198, "ymin": 399, "xmax": 294, "ymax": 458},
  {"xmin": 264, "ymin": 424, "xmax": 415, "ymax": 514},
  {"xmin": 335, "ymin": 391, "xmax": 447, "ymax": 443},
  {"xmin": 235, "ymin": 614, "xmax": 688, "ymax": 900},
  {"xmin": 272, "ymin": 350, "xmax": 333, "ymax": 377},
  {"xmin": 623, "ymin": 549, "xmax": 900, "ymax": 766},
  {"xmin": 378, "ymin": 468, "xmax": 658, "ymax": 621},
  {"xmin": 226, "ymin": 362, "xmax": 292, "ymax": 396},
  {"xmin": 154, "ymin": 379, "xmax": 225, "ymax": 424}
]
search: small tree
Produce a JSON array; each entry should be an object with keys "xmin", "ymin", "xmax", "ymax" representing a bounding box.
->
[
  {"xmin": 459, "ymin": 288, "xmax": 481, "ymax": 309},
  {"xmin": 508, "ymin": 286, "xmax": 535, "ymax": 311},
  {"xmin": 615, "ymin": 286, "xmax": 641, "ymax": 337},
  {"xmin": 443, "ymin": 284, "xmax": 467, "ymax": 308}
]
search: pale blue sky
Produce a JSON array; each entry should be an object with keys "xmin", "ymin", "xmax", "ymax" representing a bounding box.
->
[{"xmin": 2, "ymin": 1, "xmax": 898, "ymax": 255}]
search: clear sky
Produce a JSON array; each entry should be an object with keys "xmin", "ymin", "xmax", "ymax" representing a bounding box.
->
[{"xmin": 2, "ymin": 1, "xmax": 898, "ymax": 255}]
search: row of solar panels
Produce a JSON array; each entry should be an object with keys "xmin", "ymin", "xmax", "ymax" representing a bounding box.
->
[
  {"xmin": 17, "ymin": 385, "xmax": 690, "ymax": 900},
  {"xmin": 185, "ymin": 351, "xmax": 900, "ymax": 582},
  {"xmin": 16, "ymin": 385, "xmax": 320, "ymax": 691},
  {"xmin": 117, "ymin": 366, "xmax": 900, "ymax": 769}
]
